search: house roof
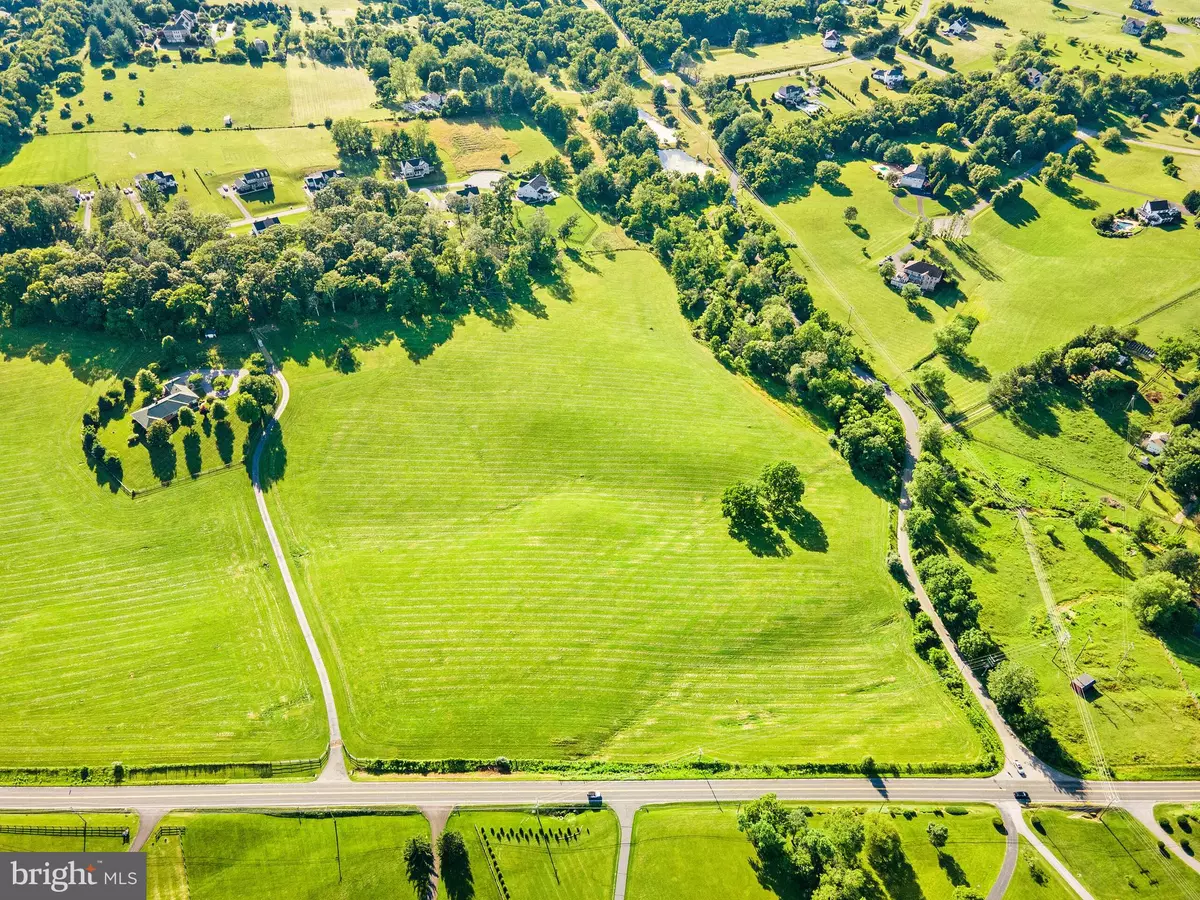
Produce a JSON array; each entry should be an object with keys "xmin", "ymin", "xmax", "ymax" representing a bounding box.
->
[
  {"xmin": 243, "ymin": 169, "xmax": 270, "ymax": 180},
  {"xmin": 252, "ymin": 216, "xmax": 280, "ymax": 233},
  {"xmin": 905, "ymin": 260, "xmax": 943, "ymax": 278},
  {"xmin": 131, "ymin": 384, "xmax": 198, "ymax": 430},
  {"xmin": 456, "ymin": 184, "xmax": 480, "ymax": 196},
  {"xmin": 1144, "ymin": 198, "xmax": 1171, "ymax": 211},
  {"xmin": 824, "ymin": 29, "xmax": 839, "ymax": 38},
  {"xmin": 901, "ymin": 163, "xmax": 926, "ymax": 178},
  {"xmin": 523, "ymin": 174, "xmax": 550, "ymax": 190},
  {"xmin": 1071, "ymin": 674, "xmax": 1097, "ymax": 690}
]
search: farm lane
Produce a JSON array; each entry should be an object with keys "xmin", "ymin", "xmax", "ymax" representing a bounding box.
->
[
  {"xmin": 987, "ymin": 803, "xmax": 1020, "ymax": 900},
  {"xmin": 249, "ymin": 330, "xmax": 346, "ymax": 780}
]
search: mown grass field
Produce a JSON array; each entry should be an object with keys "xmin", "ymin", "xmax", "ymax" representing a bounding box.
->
[
  {"xmin": 50, "ymin": 59, "xmax": 377, "ymax": 134},
  {"xmin": 0, "ymin": 330, "xmax": 326, "ymax": 770},
  {"xmin": 699, "ymin": 35, "xmax": 842, "ymax": 79},
  {"xmin": 1026, "ymin": 808, "xmax": 1200, "ymax": 899},
  {"xmin": 435, "ymin": 808, "xmax": 618, "ymax": 900},
  {"xmin": 146, "ymin": 811, "xmax": 428, "ymax": 900},
  {"xmin": 0, "ymin": 813, "xmax": 138, "ymax": 853},
  {"xmin": 626, "ymin": 803, "xmax": 1007, "ymax": 900},
  {"xmin": 263, "ymin": 250, "xmax": 983, "ymax": 767},
  {"xmin": 0, "ymin": 128, "xmax": 339, "ymax": 219},
  {"xmin": 945, "ymin": 505, "xmax": 1200, "ymax": 778},
  {"xmin": 516, "ymin": 194, "xmax": 598, "ymax": 246},
  {"xmin": 1005, "ymin": 838, "xmax": 1079, "ymax": 900}
]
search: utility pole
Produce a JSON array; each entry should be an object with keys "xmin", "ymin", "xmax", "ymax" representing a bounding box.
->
[{"xmin": 332, "ymin": 814, "xmax": 342, "ymax": 883}]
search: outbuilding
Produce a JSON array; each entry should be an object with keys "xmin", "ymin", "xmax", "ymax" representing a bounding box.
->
[{"xmin": 1071, "ymin": 674, "xmax": 1097, "ymax": 697}]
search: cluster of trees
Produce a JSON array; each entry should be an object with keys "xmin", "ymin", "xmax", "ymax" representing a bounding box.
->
[
  {"xmin": 0, "ymin": 175, "xmax": 566, "ymax": 340},
  {"xmin": 600, "ymin": 0, "xmax": 813, "ymax": 66},
  {"xmin": 987, "ymin": 324, "xmax": 1136, "ymax": 411},
  {"xmin": 721, "ymin": 460, "xmax": 806, "ymax": 547},
  {"xmin": 1162, "ymin": 426, "xmax": 1200, "ymax": 502}
]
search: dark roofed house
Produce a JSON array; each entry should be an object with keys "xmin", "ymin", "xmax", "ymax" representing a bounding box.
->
[
  {"xmin": 136, "ymin": 170, "xmax": 178, "ymax": 194},
  {"xmin": 304, "ymin": 168, "xmax": 343, "ymax": 191},
  {"xmin": 131, "ymin": 384, "xmax": 199, "ymax": 434},
  {"xmin": 1137, "ymin": 198, "xmax": 1180, "ymax": 226},
  {"xmin": 890, "ymin": 259, "xmax": 944, "ymax": 292},
  {"xmin": 455, "ymin": 184, "xmax": 481, "ymax": 198},
  {"xmin": 399, "ymin": 157, "xmax": 433, "ymax": 180},
  {"xmin": 1123, "ymin": 17, "xmax": 1146, "ymax": 35},
  {"xmin": 252, "ymin": 216, "xmax": 281, "ymax": 235},
  {"xmin": 1071, "ymin": 674, "xmax": 1097, "ymax": 697},
  {"xmin": 234, "ymin": 169, "xmax": 273, "ymax": 195},
  {"xmin": 1131, "ymin": 0, "xmax": 1155, "ymax": 12}
]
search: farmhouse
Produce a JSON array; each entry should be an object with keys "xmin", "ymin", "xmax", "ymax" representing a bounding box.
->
[
  {"xmin": 402, "ymin": 93, "xmax": 445, "ymax": 114},
  {"xmin": 252, "ymin": 216, "xmax": 280, "ymax": 235},
  {"xmin": 234, "ymin": 169, "xmax": 273, "ymax": 195},
  {"xmin": 1143, "ymin": 431, "xmax": 1171, "ymax": 456},
  {"xmin": 516, "ymin": 173, "xmax": 559, "ymax": 204},
  {"xmin": 1123, "ymin": 17, "xmax": 1146, "ymax": 35},
  {"xmin": 135, "ymin": 170, "xmax": 177, "ymax": 194},
  {"xmin": 131, "ymin": 384, "xmax": 199, "ymax": 433},
  {"xmin": 399, "ymin": 157, "xmax": 433, "ymax": 180},
  {"xmin": 1071, "ymin": 674, "xmax": 1097, "ymax": 697},
  {"xmin": 891, "ymin": 259, "xmax": 944, "ymax": 292},
  {"xmin": 252, "ymin": 38, "xmax": 268, "ymax": 54},
  {"xmin": 1130, "ymin": 0, "xmax": 1155, "ymax": 11},
  {"xmin": 822, "ymin": 29, "xmax": 841, "ymax": 50},
  {"xmin": 1136, "ymin": 198, "xmax": 1180, "ymax": 226},
  {"xmin": 161, "ymin": 9, "xmax": 197, "ymax": 43},
  {"xmin": 304, "ymin": 168, "xmax": 344, "ymax": 191},
  {"xmin": 871, "ymin": 67, "xmax": 906, "ymax": 89},
  {"xmin": 897, "ymin": 163, "xmax": 928, "ymax": 191},
  {"xmin": 947, "ymin": 16, "xmax": 969, "ymax": 36},
  {"xmin": 1025, "ymin": 68, "xmax": 1046, "ymax": 89},
  {"xmin": 773, "ymin": 84, "xmax": 807, "ymax": 108}
]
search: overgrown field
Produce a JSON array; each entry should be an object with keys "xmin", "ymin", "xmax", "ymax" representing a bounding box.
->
[
  {"xmin": 263, "ymin": 251, "xmax": 984, "ymax": 768},
  {"xmin": 435, "ymin": 808, "xmax": 618, "ymax": 900},
  {"xmin": 146, "ymin": 811, "xmax": 428, "ymax": 899},
  {"xmin": 626, "ymin": 803, "xmax": 1007, "ymax": 900},
  {"xmin": 1025, "ymin": 807, "xmax": 1200, "ymax": 899},
  {"xmin": 0, "ymin": 331, "xmax": 326, "ymax": 771}
]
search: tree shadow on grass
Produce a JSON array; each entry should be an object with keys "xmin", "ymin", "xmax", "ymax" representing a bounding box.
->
[
  {"xmin": 90, "ymin": 456, "xmax": 123, "ymax": 494},
  {"xmin": 728, "ymin": 517, "xmax": 790, "ymax": 557},
  {"xmin": 148, "ymin": 442, "xmax": 177, "ymax": 483},
  {"xmin": 215, "ymin": 420, "xmax": 235, "ymax": 464},
  {"xmin": 936, "ymin": 851, "xmax": 969, "ymax": 887},
  {"xmin": 944, "ymin": 353, "xmax": 990, "ymax": 383},
  {"xmin": 872, "ymin": 855, "xmax": 926, "ymax": 900},
  {"xmin": 944, "ymin": 240, "xmax": 1004, "ymax": 282},
  {"xmin": 776, "ymin": 507, "xmax": 828, "ymax": 552},
  {"xmin": 994, "ymin": 194, "xmax": 1039, "ymax": 227},
  {"xmin": 441, "ymin": 850, "xmax": 475, "ymax": 900},
  {"xmin": 750, "ymin": 854, "xmax": 804, "ymax": 900},
  {"xmin": 0, "ymin": 328, "xmax": 152, "ymax": 383},
  {"xmin": 1083, "ymin": 534, "xmax": 1136, "ymax": 579},
  {"xmin": 253, "ymin": 420, "xmax": 288, "ymax": 491},
  {"xmin": 182, "ymin": 428, "xmax": 202, "ymax": 477}
]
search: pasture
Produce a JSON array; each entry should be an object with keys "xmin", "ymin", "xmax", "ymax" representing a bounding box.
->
[
  {"xmin": 262, "ymin": 251, "xmax": 983, "ymax": 767},
  {"xmin": 1025, "ymin": 808, "xmax": 1200, "ymax": 898},
  {"xmin": 700, "ymin": 36, "xmax": 842, "ymax": 79},
  {"xmin": 0, "ymin": 331, "xmax": 326, "ymax": 771},
  {"xmin": 435, "ymin": 808, "xmax": 618, "ymax": 900},
  {"xmin": 50, "ymin": 59, "xmax": 377, "ymax": 134},
  {"xmin": 947, "ymin": 507, "xmax": 1200, "ymax": 779},
  {"xmin": 0, "ymin": 813, "xmax": 138, "ymax": 853},
  {"xmin": 145, "ymin": 810, "xmax": 428, "ymax": 900},
  {"xmin": 410, "ymin": 115, "xmax": 558, "ymax": 182},
  {"xmin": 626, "ymin": 803, "xmax": 1007, "ymax": 900}
]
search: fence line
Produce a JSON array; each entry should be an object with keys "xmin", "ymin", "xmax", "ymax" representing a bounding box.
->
[{"xmin": 0, "ymin": 825, "xmax": 127, "ymax": 837}]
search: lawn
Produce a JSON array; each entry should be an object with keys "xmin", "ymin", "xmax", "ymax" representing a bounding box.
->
[
  {"xmin": 944, "ymin": 505, "xmax": 1200, "ymax": 779},
  {"xmin": 1026, "ymin": 808, "xmax": 1200, "ymax": 899},
  {"xmin": 145, "ymin": 810, "xmax": 428, "ymax": 900},
  {"xmin": 0, "ymin": 329, "xmax": 327, "ymax": 772},
  {"xmin": 1005, "ymin": 838, "xmax": 1080, "ymax": 900},
  {"xmin": 626, "ymin": 803, "xmax": 1007, "ymax": 900},
  {"xmin": 1154, "ymin": 804, "xmax": 1200, "ymax": 857},
  {"xmin": 0, "ymin": 128, "xmax": 339, "ymax": 218},
  {"xmin": 516, "ymin": 194, "xmax": 598, "ymax": 246},
  {"xmin": 699, "ymin": 34, "xmax": 842, "ymax": 79},
  {"xmin": 0, "ymin": 813, "xmax": 138, "ymax": 853},
  {"xmin": 435, "ymin": 808, "xmax": 618, "ymax": 900},
  {"xmin": 262, "ymin": 250, "xmax": 984, "ymax": 768},
  {"xmin": 49, "ymin": 58, "xmax": 378, "ymax": 134}
]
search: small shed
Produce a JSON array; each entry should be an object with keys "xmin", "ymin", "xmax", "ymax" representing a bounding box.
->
[
  {"xmin": 224, "ymin": 115, "xmax": 233, "ymax": 127},
  {"xmin": 1071, "ymin": 674, "xmax": 1096, "ymax": 697}
]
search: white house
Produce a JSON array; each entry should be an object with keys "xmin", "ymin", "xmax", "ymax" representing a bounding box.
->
[
  {"xmin": 890, "ymin": 260, "xmax": 944, "ymax": 292},
  {"xmin": 162, "ymin": 9, "xmax": 197, "ymax": 43},
  {"xmin": 947, "ymin": 16, "xmax": 969, "ymax": 36},
  {"xmin": 871, "ymin": 67, "xmax": 906, "ymax": 89},
  {"xmin": 303, "ymin": 168, "xmax": 343, "ymax": 191},
  {"xmin": 822, "ymin": 29, "xmax": 841, "ymax": 50},
  {"xmin": 252, "ymin": 38, "xmax": 269, "ymax": 54},
  {"xmin": 234, "ymin": 169, "xmax": 272, "ymax": 194},
  {"xmin": 399, "ymin": 157, "xmax": 433, "ymax": 180},
  {"xmin": 516, "ymin": 173, "xmax": 559, "ymax": 204},
  {"xmin": 773, "ymin": 84, "xmax": 807, "ymax": 108},
  {"xmin": 1025, "ymin": 68, "xmax": 1046, "ymax": 89},
  {"xmin": 1123, "ymin": 17, "xmax": 1146, "ymax": 35},
  {"xmin": 1137, "ymin": 198, "xmax": 1181, "ymax": 226},
  {"xmin": 402, "ymin": 93, "xmax": 445, "ymax": 114},
  {"xmin": 1143, "ymin": 431, "xmax": 1171, "ymax": 456},
  {"xmin": 897, "ymin": 163, "xmax": 927, "ymax": 191}
]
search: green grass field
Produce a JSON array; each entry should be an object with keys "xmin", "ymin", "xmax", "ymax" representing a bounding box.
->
[
  {"xmin": 0, "ymin": 813, "xmax": 138, "ymax": 853},
  {"xmin": 626, "ymin": 803, "xmax": 1007, "ymax": 900},
  {"xmin": 50, "ymin": 59, "xmax": 378, "ymax": 134},
  {"xmin": 0, "ymin": 128, "xmax": 339, "ymax": 218},
  {"xmin": 1153, "ymin": 804, "xmax": 1200, "ymax": 857},
  {"xmin": 700, "ymin": 35, "xmax": 843, "ymax": 79},
  {"xmin": 1026, "ymin": 807, "xmax": 1200, "ymax": 899},
  {"xmin": 516, "ymin": 194, "xmax": 598, "ymax": 247},
  {"xmin": 412, "ymin": 115, "xmax": 559, "ymax": 182},
  {"xmin": 435, "ymin": 808, "xmax": 618, "ymax": 900},
  {"xmin": 261, "ymin": 250, "xmax": 982, "ymax": 768},
  {"xmin": 944, "ymin": 504, "xmax": 1200, "ymax": 778},
  {"xmin": 1005, "ymin": 838, "xmax": 1079, "ymax": 900},
  {"xmin": 146, "ymin": 811, "xmax": 428, "ymax": 900},
  {"xmin": 0, "ymin": 330, "xmax": 326, "ymax": 771}
]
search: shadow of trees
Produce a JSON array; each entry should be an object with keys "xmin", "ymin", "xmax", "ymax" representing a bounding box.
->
[{"xmin": 148, "ymin": 441, "xmax": 177, "ymax": 483}]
